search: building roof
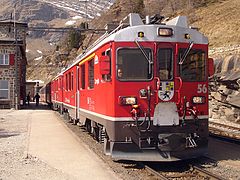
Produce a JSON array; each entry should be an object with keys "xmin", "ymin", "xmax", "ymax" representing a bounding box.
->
[
  {"xmin": 0, "ymin": 20, "xmax": 28, "ymax": 28},
  {"xmin": 0, "ymin": 39, "xmax": 24, "ymax": 45}
]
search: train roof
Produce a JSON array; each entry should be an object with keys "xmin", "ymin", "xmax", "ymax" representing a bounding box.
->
[{"xmin": 54, "ymin": 13, "xmax": 208, "ymax": 78}]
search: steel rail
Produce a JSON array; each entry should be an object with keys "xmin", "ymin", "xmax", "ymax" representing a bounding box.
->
[
  {"xmin": 143, "ymin": 164, "xmax": 169, "ymax": 180},
  {"xmin": 140, "ymin": 162, "xmax": 225, "ymax": 180},
  {"xmin": 193, "ymin": 165, "xmax": 225, "ymax": 180},
  {"xmin": 209, "ymin": 121, "xmax": 240, "ymax": 131},
  {"xmin": 209, "ymin": 121, "xmax": 240, "ymax": 142}
]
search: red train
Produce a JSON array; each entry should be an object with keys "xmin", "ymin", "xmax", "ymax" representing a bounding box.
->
[{"xmin": 47, "ymin": 13, "xmax": 214, "ymax": 161}]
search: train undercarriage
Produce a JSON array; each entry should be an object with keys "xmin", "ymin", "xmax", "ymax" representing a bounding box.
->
[{"xmin": 53, "ymin": 101, "xmax": 208, "ymax": 162}]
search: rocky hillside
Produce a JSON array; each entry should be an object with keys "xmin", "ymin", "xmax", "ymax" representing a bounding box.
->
[
  {"xmin": 0, "ymin": 0, "xmax": 115, "ymax": 78},
  {"xmin": 38, "ymin": 0, "xmax": 115, "ymax": 19},
  {"xmin": 0, "ymin": 0, "xmax": 239, "ymax": 82}
]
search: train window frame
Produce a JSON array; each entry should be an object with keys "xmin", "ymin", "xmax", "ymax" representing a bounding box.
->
[
  {"xmin": 65, "ymin": 74, "xmax": 68, "ymax": 91},
  {"xmin": 178, "ymin": 48, "xmax": 206, "ymax": 82},
  {"xmin": 116, "ymin": 47, "xmax": 153, "ymax": 82},
  {"xmin": 56, "ymin": 78, "xmax": 58, "ymax": 91},
  {"xmin": 68, "ymin": 72, "xmax": 71, "ymax": 91},
  {"xmin": 101, "ymin": 49, "xmax": 112, "ymax": 82},
  {"xmin": 71, "ymin": 71, "xmax": 74, "ymax": 91},
  {"xmin": 80, "ymin": 64, "xmax": 85, "ymax": 90},
  {"xmin": 88, "ymin": 58, "xmax": 94, "ymax": 89},
  {"xmin": 77, "ymin": 67, "xmax": 80, "ymax": 91},
  {"xmin": 157, "ymin": 48, "xmax": 174, "ymax": 81}
]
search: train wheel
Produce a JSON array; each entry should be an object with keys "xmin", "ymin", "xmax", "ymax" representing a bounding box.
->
[
  {"xmin": 92, "ymin": 127, "xmax": 100, "ymax": 141},
  {"xmin": 85, "ymin": 120, "xmax": 91, "ymax": 133}
]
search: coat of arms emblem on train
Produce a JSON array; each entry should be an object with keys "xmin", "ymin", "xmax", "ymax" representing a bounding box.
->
[{"xmin": 158, "ymin": 82, "xmax": 174, "ymax": 101}]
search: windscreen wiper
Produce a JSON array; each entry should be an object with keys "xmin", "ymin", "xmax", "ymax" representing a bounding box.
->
[
  {"xmin": 179, "ymin": 41, "xmax": 194, "ymax": 65},
  {"xmin": 134, "ymin": 39, "xmax": 153, "ymax": 73}
]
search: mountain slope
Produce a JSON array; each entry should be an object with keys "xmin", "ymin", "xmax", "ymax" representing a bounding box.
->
[
  {"xmin": 1, "ymin": 0, "xmax": 239, "ymax": 82},
  {"xmin": 191, "ymin": 0, "xmax": 240, "ymax": 47}
]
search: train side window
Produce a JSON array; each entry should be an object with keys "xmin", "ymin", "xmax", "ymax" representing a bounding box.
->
[
  {"xmin": 58, "ymin": 78, "xmax": 60, "ymax": 90},
  {"xmin": 67, "ymin": 73, "xmax": 69, "ymax": 91},
  {"xmin": 71, "ymin": 72, "xmax": 74, "ymax": 91},
  {"xmin": 81, "ymin": 64, "xmax": 85, "ymax": 89},
  {"xmin": 102, "ymin": 50, "xmax": 111, "ymax": 82},
  {"xmin": 77, "ymin": 67, "xmax": 80, "ymax": 90},
  {"xmin": 88, "ymin": 59, "xmax": 94, "ymax": 89},
  {"xmin": 68, "ymin": 72, "xmax": 71, "ymax": 91},
  {"xmin": 66, "ymin": 74, "xmax": 68, "ymax": 91}
]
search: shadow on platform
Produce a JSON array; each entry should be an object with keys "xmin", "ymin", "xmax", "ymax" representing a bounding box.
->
[{"xmin": 21, "ymin": 102, "xmax": 51, "ymax": 110}]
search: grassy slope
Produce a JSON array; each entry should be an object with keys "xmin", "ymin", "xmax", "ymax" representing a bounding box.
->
[
  {"xmin": 191, "ymin": 0, "xmax": 240, "ymax": 47},
  {"xmin": 90, "ymin": 0, "xmax": 239, "ymax": 48}
]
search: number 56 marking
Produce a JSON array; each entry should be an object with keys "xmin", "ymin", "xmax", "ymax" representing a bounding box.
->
[{"xmin": 197, "ymin": 84, "xmax": 207, "ymax": 93}]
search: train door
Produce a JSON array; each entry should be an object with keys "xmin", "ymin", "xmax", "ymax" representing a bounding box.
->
[
  {"xmin": 153, "ymin": 43, "xmax": 180, "ymax": 126},
  {"xmin": 76, "ymin": 66, "xmax": 80, "ymax": 121}
]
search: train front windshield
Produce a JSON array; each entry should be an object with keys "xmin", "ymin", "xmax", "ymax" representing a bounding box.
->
[
  {"xmin": 117, "ymin": 48, "xmax": 152, "ymax": 81},
  {"xmin": 178, "ymin": 49, "xmax": 206, "ymax": 81}
]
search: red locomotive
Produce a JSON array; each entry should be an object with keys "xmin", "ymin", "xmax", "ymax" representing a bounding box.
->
[{"xmin": 49, "ymin": 13, "xmax": 214, "ymax": 161}]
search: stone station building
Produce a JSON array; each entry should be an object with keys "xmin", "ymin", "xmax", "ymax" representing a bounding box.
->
[{"xmin": 0, "ymin": 21, "xmax": 28, "ymax": 109}]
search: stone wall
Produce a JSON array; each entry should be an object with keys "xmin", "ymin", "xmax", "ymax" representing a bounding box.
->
[
  {"xmin": 0, "ymin": 21, "xmax": 27, "ymax": 109},
  {"xmin": 0, "ymin": 23, "xmax": 27, "ymax": 42},
  {"xmin": 0, "ymin": 46, "xmax": 18, "ymax": 108}
]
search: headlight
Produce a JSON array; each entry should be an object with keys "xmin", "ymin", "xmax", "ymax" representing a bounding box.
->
[
  {"xmin": 192, "ymin": 96, "xmax": 205, "ymax": 104},
  {"xmin": 118, "ymin": 96, "xmax": 137, "ymax": 105},
  {"xmin": 158, "ymin": 28, "xmax": 173, "ymax": 37}
]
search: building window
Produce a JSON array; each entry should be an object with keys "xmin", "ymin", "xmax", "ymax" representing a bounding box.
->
[
  {"xmin": 0, "ymin": 54, "xmax": 9, "ymax": 65},
  {"xmin": 0, "ymin": 80, "xmax": 9, "ymax": 100},
  {"xmin": 88, "ymin": 59, "xmax": 94, "ymax": 89}
]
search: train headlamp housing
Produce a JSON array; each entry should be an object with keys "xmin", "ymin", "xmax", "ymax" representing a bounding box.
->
[
  {"xmin": 157, "ymin": 28, "xmax": 173, "ymax": 37},
  {"xmin": 119, "ymin": 96, "xmax": 137, "ymax": 105},
  {"xmin": 138, "ymin": 31, "xmax": 144, "ymax": 38},
  {"xmin": 192, "ymin": 96, "xmax": 205, "ymax": 104}
]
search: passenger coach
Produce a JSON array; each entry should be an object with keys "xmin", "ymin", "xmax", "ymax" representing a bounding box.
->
[{"xmin": 50, "ymin": 13, "xmax": 214, "ymax": 161}]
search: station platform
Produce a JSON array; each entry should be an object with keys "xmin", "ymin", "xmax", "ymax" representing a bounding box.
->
[{"xmin": 26, "ymin": 103, "xmax": 119, "ymax": 179}]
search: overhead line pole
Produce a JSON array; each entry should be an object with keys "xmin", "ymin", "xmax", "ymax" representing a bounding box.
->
[{"xmin": 14, "ymin": 4, "xmax": 18, "ymax": 110}]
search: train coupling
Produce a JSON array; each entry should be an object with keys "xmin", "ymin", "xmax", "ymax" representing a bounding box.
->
[{"xmin": 186, "ymin": 133, "xmax": 199, "ymax": 148}]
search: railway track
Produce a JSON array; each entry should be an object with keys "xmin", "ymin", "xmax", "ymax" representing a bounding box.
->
[
  {"xmin": 209, "ymin": 121, "xmax": 240, "ymax": 143},
  {"xmin": 143, "ymin": 162, "xmax": 224, "ymax": 180}
]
